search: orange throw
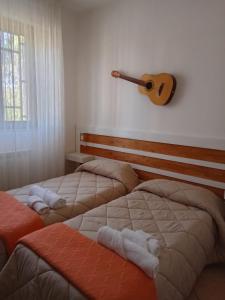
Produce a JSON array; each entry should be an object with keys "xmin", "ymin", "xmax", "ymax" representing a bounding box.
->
[
  {"xmin": 20, "ymin": 223, "xmax": 157, "ymax": 300},
  {"xmin": 0, "ymin": 191, "xmax": 44, "ymax": 255}
]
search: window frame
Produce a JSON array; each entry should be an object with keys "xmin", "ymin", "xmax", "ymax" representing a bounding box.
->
[
  {"xmin": 0, "ymin": 30, "xmax": 27, "ymax": 124},
  {"xmin": 0, "ymin": 18, "xmax": 36, "ymax": 129}
]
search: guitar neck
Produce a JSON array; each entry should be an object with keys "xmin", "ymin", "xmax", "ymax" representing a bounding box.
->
[{"xmin": 118, "ymin": 73, "xmax": 146, "ymax": 88}]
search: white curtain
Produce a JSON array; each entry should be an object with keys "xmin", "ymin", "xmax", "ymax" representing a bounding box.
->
[{"xmin": 0, "ymin": 0, "xmax": 65, "ymax": 190}]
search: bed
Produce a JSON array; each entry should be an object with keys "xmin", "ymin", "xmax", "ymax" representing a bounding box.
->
[
  {"xmin": 0, "ymin": 159, "xmax": 139, "ymax": 271},
  {"xmin": 0, "ymin": 179, "xmax": 224, "ymax": 300},
  {"xmin": 1, "ymin": 132, "xmax": 225, "ymax": 299},
  {"xmin": 7, "ymin": 159, "xmax": 138, "ymax": 225}
]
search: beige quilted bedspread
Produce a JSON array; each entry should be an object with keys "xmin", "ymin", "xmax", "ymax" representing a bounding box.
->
[
  {"xmin": 0, "ymin": 160, "xmax": 138, "ymax": 271},
  {"xmin": 8, "ymin": 160, "xmax": 138, "ymax": 226},
  {"xmin": 8, "ymin": 172, "xmax": 126, "ymax": 225},
  {"xmin": 0, "ymin": 180, "xmax": 224, "ymax": 300}
]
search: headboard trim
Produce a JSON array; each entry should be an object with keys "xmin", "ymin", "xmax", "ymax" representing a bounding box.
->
[
  {"xmin": 80, "ymin": 133, "xmax": 225, "ymax": 198},
  {"xmin": 81, "ymin": 133, "xmax": 225, "ymax": 163}
]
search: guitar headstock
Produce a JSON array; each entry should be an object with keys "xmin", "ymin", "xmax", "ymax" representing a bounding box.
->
[{"xmin": 111, "ymin": 70, "xmax": 121, "ymax": 78}]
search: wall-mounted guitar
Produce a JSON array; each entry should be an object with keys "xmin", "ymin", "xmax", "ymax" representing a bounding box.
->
[{"xmin": 111, "ymin": 70, "xmax": 176, "ymax": 105}]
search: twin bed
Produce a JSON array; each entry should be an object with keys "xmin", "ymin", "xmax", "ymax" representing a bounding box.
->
[
  {"xmin": 0, "ymin": 159, "xmax": 139, "ymax": 270},
  {"xmin": 7, "ymin": 159, "xmax": 138, "ymax": 225},
  {"xmin": 0, "ymin": 133, "xmax": 225, "ymax": 300}
]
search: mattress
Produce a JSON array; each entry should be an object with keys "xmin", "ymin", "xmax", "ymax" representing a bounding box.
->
[
  {"xmin": 0, "ymin": 159, "xmax": 139, "ymax": 271},
  {"xmin": 1, "ymin": 179, "xmax": 224, "ymax": 300}
]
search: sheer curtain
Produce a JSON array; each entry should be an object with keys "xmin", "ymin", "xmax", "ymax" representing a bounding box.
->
[{"xmin": 0, "ymin": 0, "xmax": 65, "ymax": 190}]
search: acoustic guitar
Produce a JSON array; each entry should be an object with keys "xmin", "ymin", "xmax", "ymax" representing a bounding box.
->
[{"xmin": 111, "ymin": 70, "xmax": 176, "ymax": 105}]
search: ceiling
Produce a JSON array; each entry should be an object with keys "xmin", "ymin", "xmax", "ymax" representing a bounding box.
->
[{"xmin": 63, "ymin": 0, "xmax": 114, "ymax": 12}]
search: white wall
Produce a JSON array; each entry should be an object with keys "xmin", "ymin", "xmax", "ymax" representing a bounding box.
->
[
  {"xmin": 74, "ymin": 0, "xmax": 225, "ymax": 149},
  {"xmin": 62, "ymin": 8, "xmax": 78, "ymax": 152}
]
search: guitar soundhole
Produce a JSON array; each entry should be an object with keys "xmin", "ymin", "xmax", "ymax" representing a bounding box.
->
[
  {"xmin": 145, "ymin": 81, "xmax": 153, "ymax": 90},
  {"xmin": 159, "ymin": 83, "xmax": 164, "ymax": 96}
]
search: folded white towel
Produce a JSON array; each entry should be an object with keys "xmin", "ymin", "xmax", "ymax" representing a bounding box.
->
[
  {"xmin": 121, "ymin": 228, "xmax": 150, "ymax": 251},
  {"xmin": 147, "ymin": 239, "xmax": 161, "ymax": 257},
  {"xmin": 97, "ymin": 226, "xmax": 159, "ymax": 278},
  {"xmin": 123, "ymin": 238, "xmax": 159, "ymax": 278},
  {"xmin": 97, "ymin": 226, "xmax": 126, "ymax": 259},
  {"xmin": 136, "ymin": 230, "xmax": 161, "ymax": 257},
  {"xmin": 122, "ymin": 229, "xmax": 161, "ymax": 257},
  {"xmin": 27, "ymin": 195, "xmax": 50, "ymax": 215},
  {"xmin": 29, "ymin": 185, "xmax": 66, "ymax": 209},
  {"xmin": 136, "ymin": 229, "xmax": 152, "ymax": 240}
]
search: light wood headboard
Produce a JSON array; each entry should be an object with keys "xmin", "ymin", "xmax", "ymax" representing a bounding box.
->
[{"xmin": 80, "ymin": 133, "xmax": 225, "ymax": 198}]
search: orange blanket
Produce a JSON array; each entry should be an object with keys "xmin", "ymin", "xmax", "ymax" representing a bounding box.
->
[
  {"xmin": 20, "ymin": 223, "xmax": 157, "ymax": 300},
  {"xmin": 0, "ymin": 191, "xmax": 44, "ymax": 255}
]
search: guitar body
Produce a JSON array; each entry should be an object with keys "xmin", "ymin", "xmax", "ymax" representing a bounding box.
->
[
  {"xmin": 111, "ymin": 70, "xmax": 176, "ymax": 106},
  {"xmin": 138, "ymin": 73, "xmax": 176, "ymax": 105}
]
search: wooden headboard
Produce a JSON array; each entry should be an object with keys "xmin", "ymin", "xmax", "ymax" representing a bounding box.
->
[{"xmin": 80, "ymin": 133, "xmax": 225, "ymax": 198}]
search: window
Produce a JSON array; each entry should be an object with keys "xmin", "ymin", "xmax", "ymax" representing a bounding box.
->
[{"xmin": 0, "ymin": 31, "xmax": 27, "ymax": 122}]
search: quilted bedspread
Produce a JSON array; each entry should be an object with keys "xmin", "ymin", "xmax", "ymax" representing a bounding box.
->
[
  {"xmin": 0, "ymin": 160, "xmax": 138, "ymax": 271},
  {"xmin": 8, "ymin": 172, "xmax": 127, "ymax": 225},
  {"xmin": 0, "ymin": 180, "xmax": 224, "ymax": 300},
  {"xmin": 8, "ymin": 160, "xmax": 138, "ymax": 226}
]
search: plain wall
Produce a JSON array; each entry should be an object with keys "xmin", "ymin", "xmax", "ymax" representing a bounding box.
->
[
  {"xmin": 62, "ymin": 8, "xmax": 78, "ymax": 152},
  {"xmin": 74, "ymin": 0, "xmax": 225, "ymax": 149}
]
